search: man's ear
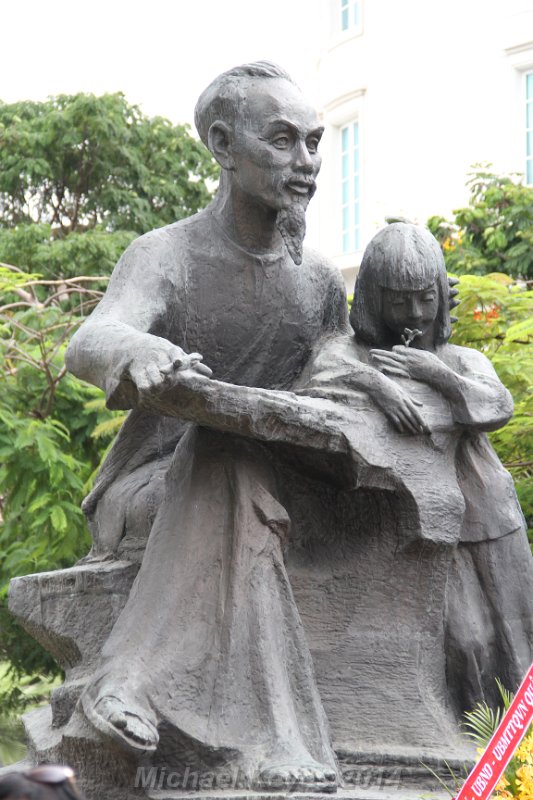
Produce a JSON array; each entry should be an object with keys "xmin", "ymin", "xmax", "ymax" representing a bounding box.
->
[{"xmin": 208, "ymin": 121, "xmax": 235, "ymax": 170}]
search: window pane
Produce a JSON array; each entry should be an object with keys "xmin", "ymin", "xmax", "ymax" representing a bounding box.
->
[
  {"xmin": 342, "ymin": 7, "xmax": 349, "ymax": 30},
  {"xmin": 527, "ymin": 159, "xmax": 533, "ymax": 186},
  {"xmin": 342, "ymin": 153, "xmax": 349, "ymax": 179},
  {"xmin": 341, "ymin": 126, "xmax": 349, "ymax": 151},
  {"xmin": 342, "ymin": 206, "xmax": 349, "ymax": 232},
  {"xmin": 340, "ymin": 118, "xmax": 361, "ymax": 253},
  {"xmin": 342, "ymin": 180, "xmax": 349, "ymax": 204},
  {"xmin": 528, "ymin": 131, "xmax": 533, "ymax": 158},
  {"xmin": 354, "ymin": 228, "xmax": 361, "ymax": 251},
  {"xmin": 527, "ymin": 102, "xmax": 533, "ymax": 129},
  {"xmin": 527, "ymin": 73, "xmax": 533, "ymax": 101},
  {"xmin": 341, "ymin": 0, "xmax": 360, "ymax": 32}
]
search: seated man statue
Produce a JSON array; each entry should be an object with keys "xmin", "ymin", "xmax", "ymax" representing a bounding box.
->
[{"xmin": 66, "ymin": 61, "xmax": 393, "ymax": 792}]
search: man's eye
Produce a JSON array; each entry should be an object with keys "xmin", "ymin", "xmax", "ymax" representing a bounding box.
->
[
  {"xmin": 272, "ymin": 135, "xmax": 290, "ymax": 149},
  {"xmin": 423, "ymin": 294, "xmax": 436, "ymax": 302},
  {"xmin": 306, "ymin": 137, "xmax": 320, "ymax": 153}
]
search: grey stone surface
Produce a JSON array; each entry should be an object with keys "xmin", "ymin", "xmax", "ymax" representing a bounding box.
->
[{"xmin": 8, "ymin": 62, "xmax": 533, "ymax": 799}]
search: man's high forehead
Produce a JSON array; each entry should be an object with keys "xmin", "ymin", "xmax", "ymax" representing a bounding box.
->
[{"xmin": 237, "ymin": 78, "xmax": 321, "ymax": 132}]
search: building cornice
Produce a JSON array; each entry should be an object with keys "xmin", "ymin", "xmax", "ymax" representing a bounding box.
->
[{"xmin": 323, "ymin": 88, "xmax": 367, "ymax": 115}]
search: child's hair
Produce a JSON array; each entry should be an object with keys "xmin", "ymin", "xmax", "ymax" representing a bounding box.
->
[{"xmin": 349, "ymin": 222, "xmax": 452, "ymax": 346}]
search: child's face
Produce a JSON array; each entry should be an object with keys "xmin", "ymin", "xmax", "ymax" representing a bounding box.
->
[{"xmin": 381, "ymin": 282, "xmax": 439, "ymax": 341}]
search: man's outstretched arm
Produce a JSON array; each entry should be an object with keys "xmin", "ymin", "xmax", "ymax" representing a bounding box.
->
[{"xmin": 65, "ymin": 232, "xmax": 210, "ymax": 409}]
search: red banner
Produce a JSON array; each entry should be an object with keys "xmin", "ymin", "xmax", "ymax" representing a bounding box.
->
[{"xmin": 455, "ymin": 663, "xmax": 533, "ymax": 800}]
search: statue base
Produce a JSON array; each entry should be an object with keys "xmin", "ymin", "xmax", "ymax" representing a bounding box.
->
[
  {"xmin": 21, "ymin": 705, "xmax": 458, "ymax": 800},
  {"xmin": 9, "ymin": 489, "xmax": 474, "ymax": 800}
]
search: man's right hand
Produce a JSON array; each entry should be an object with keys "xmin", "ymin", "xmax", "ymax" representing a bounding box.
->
[
  {"xmin": 372, "ymin": 380, "xmax": 430, "ymax": 436},
  {"xmin": 128, "ymin": 340, "xmax": 212, "ymax": 399}
]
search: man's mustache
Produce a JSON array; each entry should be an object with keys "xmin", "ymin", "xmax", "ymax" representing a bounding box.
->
[{"xmin": 283, "ymin": 176, "xmax": 317, "ymax": 200}]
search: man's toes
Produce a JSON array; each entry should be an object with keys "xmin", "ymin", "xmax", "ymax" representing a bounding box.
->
[
  {"xmin": 266, "ymin": 769, "xmax": 291, "ymax": 786},
  {"xmin": 110, "ymin": 713, "xmax": 127, "ymax": 731},
  {"xmin": 128, "ymin": 717, "xmax": 155, "ymax": 744}
]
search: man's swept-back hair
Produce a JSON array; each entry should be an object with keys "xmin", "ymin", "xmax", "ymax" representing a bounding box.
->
[
  {"xmin": 194, "ymin": 61, "xmax": 295, "ymax": 147},
  {"xmin": 350, "ymin": 222, "xmax": 452, "ymax": 346}
]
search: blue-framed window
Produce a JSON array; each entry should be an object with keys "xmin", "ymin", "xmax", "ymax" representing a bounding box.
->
[
  {"xmin": 341, "ymin": 121, "xmax": 361, "ymax": 253},
  {"xmin": 341, "ymin": 0, "xmax": 361, "ymax": 32},
  {"xmin": 527, "ymin": 72, "xmax": 533, "ymax": 185}
]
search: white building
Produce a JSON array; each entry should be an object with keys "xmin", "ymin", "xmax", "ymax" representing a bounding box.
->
[{"xmin": 311, "ymin": 0, "xmax": 533, "ymax": 290}]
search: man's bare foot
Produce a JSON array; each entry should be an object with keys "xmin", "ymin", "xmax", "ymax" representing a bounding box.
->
[
  {"xmin": 82, "ymin": 693, "xmax": 158, "ymax": 753},
  {"xmin": 256, "ymin": 760, "xmax": 338, "ymax": 793}
]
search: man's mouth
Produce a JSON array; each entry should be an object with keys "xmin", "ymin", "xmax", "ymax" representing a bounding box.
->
[{"xmin": 285, "ymin": 179, "xmax": 316, "ymax": 197}]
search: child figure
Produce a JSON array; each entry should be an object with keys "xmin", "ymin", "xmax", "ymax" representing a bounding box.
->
[{"xmin": 308, "ymin": 221, "xmax": 532, "ymax": 713}]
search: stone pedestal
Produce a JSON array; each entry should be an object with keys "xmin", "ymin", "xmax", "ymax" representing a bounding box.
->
[
  {"xmin": 9, "ymin": 543, "xmax": 473, "ymax": 800},
  {"xmin": 7, "ymin": 382, "xmax": 478, "ymax": 799},
  {"xmin": 9, "ymin": 560, "xmax": 138, "ymax": 730}
]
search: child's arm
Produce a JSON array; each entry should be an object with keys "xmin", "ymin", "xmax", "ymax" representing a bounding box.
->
[
  {"xmin": 302, "ymin": 334, "xmax": 430, "ymax": 435},
  {"xmin": 370, "ymin": 345, "xmax": 513, "ymax": 431}
]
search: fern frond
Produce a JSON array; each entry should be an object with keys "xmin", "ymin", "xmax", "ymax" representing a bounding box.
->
[
  {"xmin": 495, "ymin": 678, "xmax": 514, "ymax": 711},
  {"xmin": 84, "ymin": 397, "xmax": 108, "ymax": 412},
  {"xmin": 463, "ymin": 703, "xmax": 503, "ymax": 748},
  {"xmin": 91, "ymin": 415, "xmax": 125, "ymax": 439}
]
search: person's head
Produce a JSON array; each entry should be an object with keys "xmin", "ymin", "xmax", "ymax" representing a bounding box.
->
[
  {"xmin": 350, "ymin": 222, "xmax": 452, "ymax": 347},
  {"xmin": 195, "ymin": 62, "xmax": 324, "ymax": 263},
  {"xmin": 0, "ymin": 766, "xmax": 85, "ymax": 800}
]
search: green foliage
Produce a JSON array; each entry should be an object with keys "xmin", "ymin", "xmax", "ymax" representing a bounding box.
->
[
  {"xmin": 0, "ymin": 268, "xmax": 124, "ymax": 684},
  {"xmin": 0, "ymin": 93, "xmax": 218, "ymax": 235},
  {"xmin": 0, "ymin": 224, "xmax": 136, "ymax": 281},
  {"xmin": 0, "ymin": 662, "xmax": 61, "ymax": 764},
  {"xmin": 424, "ymin": 679, "xmax": 530, "ymax": 798},
  {"xmin": 428, "ymin": 167, "xmax": 533, "ymax": 278},
  {"xmin": 463, "ymin": 698, "xmax": 505, "ymax": 749},
  {"xmin": 0, "ymin": 93, "xmax": 215, "ymax": 701},
  {"xmin": 427, "ymin": 168, "xmax": 533, "ymax": 545},
  {"xmin": 448, "ymin": 272, "xmax": 533, "ymax": 542},
  {"xmin": 462, "ymin": 680, "xmax": 532, "ymax": 799}
]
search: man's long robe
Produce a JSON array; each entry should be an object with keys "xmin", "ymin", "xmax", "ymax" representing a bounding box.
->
[{"xmin": 66, "ymin": 207, "xmax": 348, "ymax": 776}]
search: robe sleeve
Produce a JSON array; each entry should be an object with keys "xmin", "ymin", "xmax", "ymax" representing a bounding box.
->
[
  {"xmin": 65, "ymin": 231, "xmax": 184, "ymax": 410},
  {"xmin": 438, "ymin": 345, "xmax": 513, "ymax": 431}
]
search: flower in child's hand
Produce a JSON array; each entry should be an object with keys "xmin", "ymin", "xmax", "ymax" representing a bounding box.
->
[{"xmin": 401, "ymin": 328, "xmax": 422, "ymax": 347}]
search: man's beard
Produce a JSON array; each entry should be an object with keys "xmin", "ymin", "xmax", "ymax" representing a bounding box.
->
[{"xmin": 276, "ymin": 201, "xmax": 307, "ymax": 266}]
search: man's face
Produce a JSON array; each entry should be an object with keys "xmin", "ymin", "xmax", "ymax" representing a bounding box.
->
[{"xmin": 230, "ymin": 78, "xmax": 324, "ymax": 213}]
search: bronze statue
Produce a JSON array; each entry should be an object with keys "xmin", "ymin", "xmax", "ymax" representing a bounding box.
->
[
  {"xmin": 9, "ymin": 63, "xmax": 533, "ymax": 800},
  {"xmin": 65, "ymin": 61, "xmax": 345, "ymax": 791}
]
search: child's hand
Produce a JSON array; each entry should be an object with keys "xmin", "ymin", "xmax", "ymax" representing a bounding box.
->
[{"xmin": 370, "ymin": 346, "xmax": 447, "ymax": 384}]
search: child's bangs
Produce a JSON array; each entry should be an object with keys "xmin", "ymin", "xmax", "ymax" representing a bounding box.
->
[{"xmin": 376, "ymin": 226, "xmax": 442, "ymax": 291}]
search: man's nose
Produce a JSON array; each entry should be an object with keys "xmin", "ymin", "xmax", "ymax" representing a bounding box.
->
[{"xmin": 293, "ymin": 140, "xmax": 314, "ymax": 172}]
